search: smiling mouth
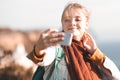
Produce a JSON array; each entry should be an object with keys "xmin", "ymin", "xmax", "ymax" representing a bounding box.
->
[{"xmin": 68, "ymin": 28, "xmax": 78, "ymax": 30}]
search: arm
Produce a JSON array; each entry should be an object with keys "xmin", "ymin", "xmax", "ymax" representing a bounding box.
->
[
  {"xmin": 27, "ymin": 29, "xmax": 65, "ymax": 66},
  {"xmin": 27, "ymin": 46, "xmax": 56, "ymax": 66},
  {"xmin": 90, "ymin": 48, "xmax": 120, "ymax": 80},
  {"xmin": 83, "ymin": 32, "xmax": 120, "ymax": 80},
  {"xmin": 27, "ymin": 47, "xmax": 46, "ymax": 64}
]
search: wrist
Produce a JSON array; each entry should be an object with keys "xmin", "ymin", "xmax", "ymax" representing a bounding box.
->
[
  {"xmin": 90, "ymin": 47, "xmax": 97, "ymax": 55},
  {"xmin": 90, "ymin": 48, "xmax": 105, "ymax": 65},
  {"xmin": 33, "ymin": 45, "xmax": 46, "ymax": 62}
]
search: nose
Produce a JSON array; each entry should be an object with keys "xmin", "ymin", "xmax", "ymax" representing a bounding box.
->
[{"xmin": 71, "ymin": 19, "xmax": 76, "ymax": 26}]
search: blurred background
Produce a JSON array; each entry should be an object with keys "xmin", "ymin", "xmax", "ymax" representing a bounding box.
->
[{"xmin": 0, "ymin": 0, "xmax": 120, "ymax": 80}]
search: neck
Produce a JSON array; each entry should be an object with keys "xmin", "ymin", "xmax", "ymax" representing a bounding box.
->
[{"xmin": 73, "ymin": 34, "xmax": 83, "ymax": 41}]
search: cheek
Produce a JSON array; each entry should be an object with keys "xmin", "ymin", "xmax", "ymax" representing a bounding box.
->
[
  {"xmin": 62, "ymin": 23, "xmax": 68, "ymax": 31},
  {"xmin": 74, "ymin": 23, "xmax": 86, "ymax": 35},
  {"xmin": 81, "ymin": 21, "xmax": 88, "ymax": 28},
  {"xmin": 78, "ymin": 21, "xmax": 87, "ymax": 30},
  {"xmin": 62, "ymin": 25, "xmax": 65, "ymax": 30}
]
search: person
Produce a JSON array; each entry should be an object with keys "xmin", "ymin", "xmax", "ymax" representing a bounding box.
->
[{"xmin": 27, "ymin": 2, "xmax": 120, "ymax": 80}]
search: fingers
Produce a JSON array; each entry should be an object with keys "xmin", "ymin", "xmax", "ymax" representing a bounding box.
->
[
  {"xmin": 36, "ymin": 28, "xmax": 65, "ymax": 50},
  {"xmin": 44, "ymin": 32, "xmax": 65, "ymax": 46},
  {"xmin": 44, "ymin": 28, "xmax": 58, "ymax": 34},
  {"xmin": 83, "ymin": 38, "xmax": 91, "ymax": 50},
  {"xmin": 83, "ymin": 32, "xmax": 97, "ymax": 54},
  {"xmin": 86, "ymin": 32, "xmax": 97, "ymax": 49},
  {"xmin": 43, "ymin": 28, "xmax": 64, "ymax": 43},
  {"xmin": 41, "ymin": 29, "xmax": 58, "ymax": 39}
]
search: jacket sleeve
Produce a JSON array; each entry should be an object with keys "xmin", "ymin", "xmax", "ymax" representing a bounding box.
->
[
  {"xmin": 90, "ymin": 48, "xmax": 120, "ymax": 80},
  {"xmin": 27, "ymin": 46, "xmax": 56, "ymax": 66}
]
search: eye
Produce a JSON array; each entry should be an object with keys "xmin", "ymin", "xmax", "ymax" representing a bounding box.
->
[
  {"xmin": 75, "ymin": 18, "xmax": 81, "ymax": 21},
  {"xmin": 64, "ymin": 19, "xmax": 70, "ymax": 22}
]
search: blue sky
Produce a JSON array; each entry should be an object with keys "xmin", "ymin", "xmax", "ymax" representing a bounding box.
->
[{"xmin": 0, "ymin": 0, "xmax": 120, "ymax": 42}]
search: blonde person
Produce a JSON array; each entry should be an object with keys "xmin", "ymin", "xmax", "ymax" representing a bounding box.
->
[{"xmin": 27, "ymin": 2, "xmax": 120, "ymax": 80}]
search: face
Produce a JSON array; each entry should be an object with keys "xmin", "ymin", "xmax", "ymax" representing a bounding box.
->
[{"xmin": 62, "ymin": 7, "xmax": 88, "ymax": 41}]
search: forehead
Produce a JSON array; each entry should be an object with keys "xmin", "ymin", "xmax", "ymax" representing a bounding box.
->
[{"xmin": 63, "ymin": 7, "xmax": 85, "ymax": 18}]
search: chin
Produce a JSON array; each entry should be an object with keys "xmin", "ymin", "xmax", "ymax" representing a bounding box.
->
[{"xmin": 66, "ymin": 30, "xmax": 75, "ymax": 33}]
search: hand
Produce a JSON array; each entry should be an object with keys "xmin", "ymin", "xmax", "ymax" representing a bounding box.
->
[
  {"xmin": 83, "ymin": 32, "xmax": 97, "ymax": 55},
  {"xmin": 35, "ymin": 28, "xmax": 65, "ymax": 51}
]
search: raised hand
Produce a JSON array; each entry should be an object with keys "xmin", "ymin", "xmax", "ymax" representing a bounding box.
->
[
  {"xmin": 35, "ymin": 28, "xmax": 65, "ymax": 55},
  {"xmin": 83, "ymin": 32, "xmax": 97, "ymax": 56}
]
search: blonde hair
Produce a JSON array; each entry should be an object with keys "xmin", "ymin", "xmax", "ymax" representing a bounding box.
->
[{"xmin": 61, "ymin": 2, "xmax": 90, "ymax": 22}]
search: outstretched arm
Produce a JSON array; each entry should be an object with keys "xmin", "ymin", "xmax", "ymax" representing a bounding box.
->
[{"xmin": 27, "ymin": 29, "xmax": 65, "ymax": 65}]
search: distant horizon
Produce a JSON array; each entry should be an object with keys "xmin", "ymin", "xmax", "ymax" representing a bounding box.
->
[{"xmin": 0, "ymin": 26, "xmax": 120, "ymax": 69}]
